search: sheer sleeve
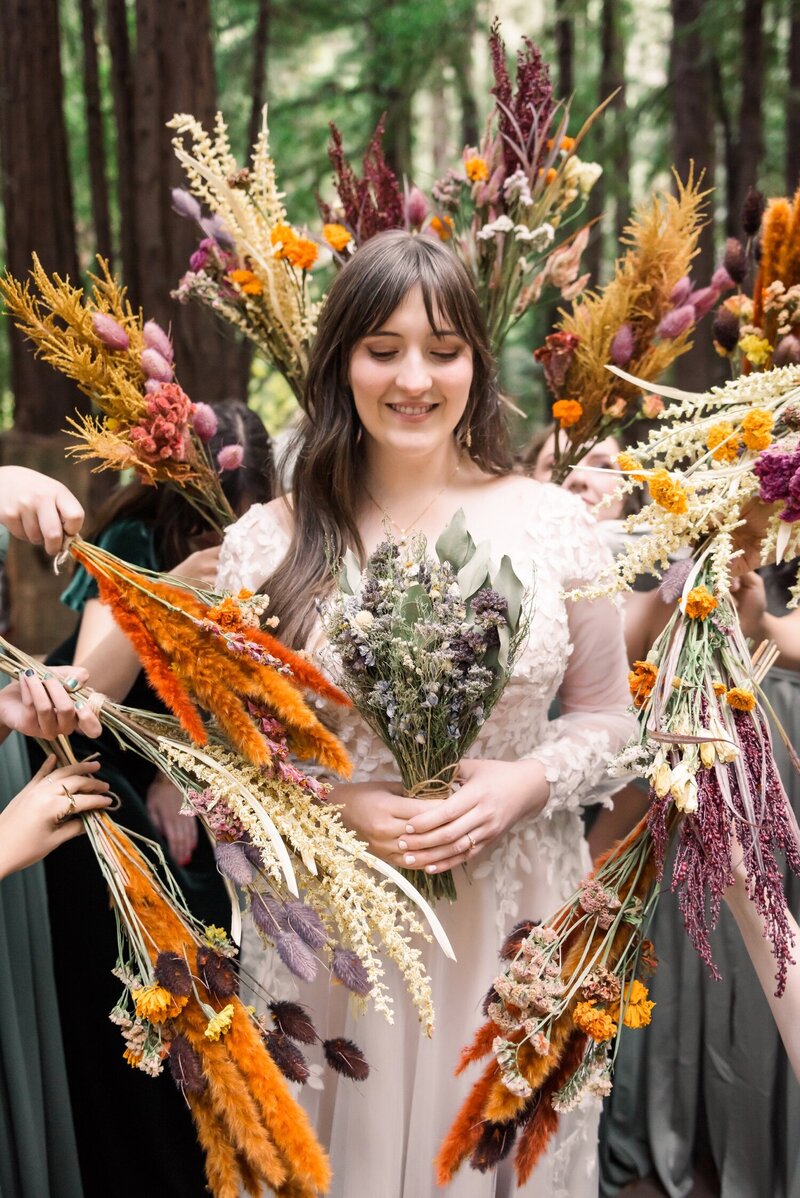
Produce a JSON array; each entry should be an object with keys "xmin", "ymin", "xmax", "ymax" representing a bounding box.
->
[
  {"xmin": 216, "ymin": 501, "xmax": 291, "ymax": 594},
  {"xmin": 527, "ymin": 498, "xmax": 636, "ymax": 817}
]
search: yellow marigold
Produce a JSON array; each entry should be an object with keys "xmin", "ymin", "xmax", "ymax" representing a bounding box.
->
[
  {"xmin": 270, "ymin": 223, "xmax": 296, "ymax": 252},
  {"xmin": 123, "ymin": 1047, "xmax": 142, "ymax": 1068},
  {"xmin": 464, "ymin": 155, "xmax": 489, "ymax": 183},
  {"xmin": 227, "ymin": 268, "xmax": 263, "ymax": 296},
  {"xmin": 648, "ymin": 469, "xmax": 688, "ymax": 515},
  {"xmin": 284, "ymin": 236, "xmax": 319, "ymax": 272},
  {"xmin": 552, "ymin": 399, "xmax": 583, "ymax": 429},
  {"xmin": 706, "ymin": 421, "xmax": 740, "ymax": 463},
  {"xmin": 712, "ymin": 681, "xmax": 727, "ymax": 696},
  {"xmin": 726, "ymin": 686, "xmax": 756, "ymax": 712},
  {"xmin": 685, "ymin": 585, "xmax": 718, "ymax": 620},
  {"xmin": 619, "ymin": 979, "xmax": 655, "ymax": 1029},
  {"xmin": 204, "ymin": 1003, "xmax": 235, "ymax": 1042},
  {"xmin": 322, "ymin": 223, "xmax": 352, "ymax": 252},
  {"xmin": 430, "ymin": 215, "xmax": 454, "ymax": 241},
  {"xmin": 573, "ymin": 1000, "xmax": 617, "ymax": 1042},
  {"xmin": 741, "ymin": 408, "xmax": 774, "ymax": 451},
  {"xmin": 237, "ymin": 588, "xmax": 254, "ymax": 600},
  {"xmin": 739, "ymin": 333, "xmax": 773, "ymax": 367},
  {"xmin": 616, "ymin": 451, "xmax": 648, "ymax": 483},
  {"xmin": 133, "ymin": 984, "xmax": 175, "ymax": 1025},
  {"xmin": 628, "ymin": 660, "xmax": 658, "ymax": 708}
]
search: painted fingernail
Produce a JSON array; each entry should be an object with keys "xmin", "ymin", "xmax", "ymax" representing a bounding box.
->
[
  {"xmin": 74, "ymin": 700, "xmax": 85, "ymax": 710},
  {"xmin": 404, "ymin": 854, "xmax": 416, "ymax": 865},
  {"xmin": 427, "ymin": 864, "xmax": 438, "ymax": 873},
  {"xmin": 42, "ymin": 672, "xmax": 53, "ymax": 680},
  {"xmin": 23, "ymin": 668, "xmax": 34, "ymax": 677},
  {"xmin": 398, "ymin": 839, "xmax": 407, "ymax": 850},
  {"xmin": 405, "ymin": 824, "xmax": 415, "ymax": 834},
  {"xmin": 64, "ymin": 676, "xmax": 80, "ymax": 692}
]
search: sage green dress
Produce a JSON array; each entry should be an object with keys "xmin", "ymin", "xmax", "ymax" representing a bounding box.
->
[
  {"xmin": 600, "ymin": 578, "xmax": 800, "ymax": 1198},
  {"xmin": 0, "ymin": 527, "xmax": 83, "ymax": 1198}
]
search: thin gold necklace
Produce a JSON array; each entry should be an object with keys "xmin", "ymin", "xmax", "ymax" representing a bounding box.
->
[{"xmin": 364, "ymin": 459, "xmax": 462, "ymax": 538}]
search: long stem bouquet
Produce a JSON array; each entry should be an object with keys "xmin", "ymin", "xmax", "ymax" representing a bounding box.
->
[
  {"xmin": 322, "ymin": 511, "xmax": 530, "ymax": 904},
  {"xmin": 169, "ymin": 109, "xmax": 323, "ymax": 400},
  {"xmin": 0, "ymin": 257, "xmax": 237, "ymax": 536}
]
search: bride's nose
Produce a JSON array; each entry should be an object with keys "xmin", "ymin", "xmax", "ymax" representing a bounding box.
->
[{"xmin": 396, "ymin": 351, "xmax": 432, "ymax": 396}]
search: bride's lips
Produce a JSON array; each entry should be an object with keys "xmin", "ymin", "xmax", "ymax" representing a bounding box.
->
[{"xmin": 386, "ymin": 402, "xmax": 439, "ymax": 422}]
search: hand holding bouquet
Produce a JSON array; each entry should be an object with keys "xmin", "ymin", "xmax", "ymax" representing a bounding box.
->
[{"xmin": 323, "ymin": 511, "xmax": 530, "ymax": 902}]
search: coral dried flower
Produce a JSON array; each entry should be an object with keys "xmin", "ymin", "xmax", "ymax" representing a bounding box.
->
[
  {"xmin": 552, "ymin": 399, "xmax": 583, "ymax": 429},
  {"xmin": 725, "ymin": 687, "xmax": 756, "ymax": 712},
  {"xmin": 685, "ymin": 585, "xmax": 717, "ymax": 620}
]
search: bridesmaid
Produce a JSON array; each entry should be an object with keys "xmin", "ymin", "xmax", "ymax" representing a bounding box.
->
[{"xmin": 218, "ymin": 230, "xmax": 635, "ymax": 1196}]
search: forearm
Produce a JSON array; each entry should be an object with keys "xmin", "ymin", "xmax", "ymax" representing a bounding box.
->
[
  {"xmin": 724, "ymin": 881, "xmax": 800, "ymax": 1081},
  {"xmin": 72, "ymin": 602, "xmax": 142, "ymax": 701}
]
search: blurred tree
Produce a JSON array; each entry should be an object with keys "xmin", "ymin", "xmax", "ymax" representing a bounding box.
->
[
  {"xmin": 584, "ymin": 0, "xmax": 630, "ymax": 283},
  {"xmin": 714, "ymin": 0, "xmax": 764, "ymax": 233},
  {"xmin": 555, "ymin": 0, "xmax": 574, "ymax": 96},
  {"xmin": 788, "ymin": 0, "xmax": 800, "ymax": 191},
  {"xmin": 105, "ymin": 0, "xmax": 139, "ymax": 295},
  {"xmin": 80, "ymin": 0, "xmax": 113, "ymax": 263}
]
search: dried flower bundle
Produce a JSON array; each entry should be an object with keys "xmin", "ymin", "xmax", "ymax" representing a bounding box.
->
[
  {"xmin": 323, "ymin": 511, "xmax": 530, "ymax": 903},
  {"xmin": 539, "ymin": 174, "xmax": 711, "ymax": 483},
  {"xmin": 67, "ymin": 537, "xmax": 352, "ymax": 773},
  {"xmin": 437, "ymin": 816, "xmax": 662, "ymax": 1186},
  {"xmin": 318, "ymin": 115, "xmax": 405, "ymax": 247},
  {"xmin": 170, "ymin": 109, "xmax": 323, "ymax": 399},
  {"xmin": 0, "ymin": 256, "xmax": 235, "ymax": 535}
]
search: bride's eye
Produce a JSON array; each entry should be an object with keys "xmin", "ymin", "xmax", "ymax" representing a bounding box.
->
[
  {"xmin": 366, "ymin": 347, "xmax": 397, "ymax": 361},
  {"xmin": 431, "ymin": 349, "xmax": 461, "ymax": 361}
]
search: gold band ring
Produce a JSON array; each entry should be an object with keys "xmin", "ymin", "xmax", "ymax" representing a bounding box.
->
[
  {"xmin": 466, "ymin": 831, "xmax": 475, "ymax": 852},
  {"xmin": 56, "ymin": 786, "xmax": 77, "ymax": 825}
]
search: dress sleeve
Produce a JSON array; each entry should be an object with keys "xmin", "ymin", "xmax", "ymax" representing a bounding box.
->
[
  {"xmin": 216, "ymin": 502, "xmax": 291, "ymax": 593},
  {"xmin": 528, "ymin": 498, "xmax": 636, "ymax": 817},
  {"xmin": 60, "ymin": 519, "xmax": 157, "ymax": 613}
]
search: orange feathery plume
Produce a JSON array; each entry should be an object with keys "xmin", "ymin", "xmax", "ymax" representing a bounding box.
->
[
  {"xmin": 189, "ymin": 1094, "xmax": 243, "ymax": 1198},
  {"xmin": 778, "ymin": 187, "xmax": 800, "ymax": 289},
  {"xmin": 455, "ymin": 1019, "xmax": 499, "ymax": 1075},
  {"xmin": 483, "ymin": 1079, "xmax": 528, "ymax": 1123},
  {"xmin": 514, "ymin": 1032, "xmax": 587, "ymax": 1185},
  {"xmin": 435, "ymin": 1060, "xmax": 498, "ymax": 1186},
  {"xmin": 761, "ymin": 199, "xmax": 791, "ymax": 289}
]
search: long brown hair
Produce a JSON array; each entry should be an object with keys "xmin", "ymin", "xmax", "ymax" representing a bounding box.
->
[{"xmin": 266, "ymin": 230, "xmax": 513, "ymax": 646}]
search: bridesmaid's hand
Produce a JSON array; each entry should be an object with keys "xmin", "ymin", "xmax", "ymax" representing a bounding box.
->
[
  {"xmin": 0, "ymin": 666, "xmax": 102, "ymax": 741},
  {"xmin": 327, "ymin": 780, "xmax": 433, "ymax": 862},
  {"xmin": 0, "ymin": 466, "xmax": 84, "ymax": 555},
  {"xmin": 394, "ymin": 758, "xmax": 550, "ymax": 874}
]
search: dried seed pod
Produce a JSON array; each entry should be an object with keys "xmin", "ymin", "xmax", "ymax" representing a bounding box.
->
[
  {"xmin": 323, "ymin": 1037, "xmax": 370, "ymax": 1081},
  {"xmin": 268, "ymin": 1000, "xmax": 318, "ymax": 1045}
]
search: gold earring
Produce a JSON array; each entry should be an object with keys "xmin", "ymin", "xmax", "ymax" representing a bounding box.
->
[{"xmin": 464, "ymin": 425, "xmax": 473, "ymax": 449}]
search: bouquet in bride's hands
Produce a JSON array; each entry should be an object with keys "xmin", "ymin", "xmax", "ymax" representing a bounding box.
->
[{"xmin": 323, "ymin": 511, "xmax": 531, "ymax": 903}]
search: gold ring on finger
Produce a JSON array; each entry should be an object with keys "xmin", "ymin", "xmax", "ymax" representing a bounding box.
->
[
  {"xmin": 55, "ymin": 786, "xmax": 77, "ymax": 825},
  {"xmin": 466, "ymin": 831, "xmax": 475, "ymax": 852}
]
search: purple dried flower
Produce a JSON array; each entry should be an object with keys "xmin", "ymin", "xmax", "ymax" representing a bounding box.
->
[
  {"xmin": 710, "ymin": 266, "xmax": 735, "ymax": 293},
  {"xmin": 772, "ymin": 333, "xmax": 800, "ymax": 368},
  {"xmin": 331, "ymin": 947, "xmax": 371, "ymax": 995},
  {"xmin": 241, "ymin": 840, "xmax": 263, "ymax": 869},
  {"xmin": 658, "ymin": 557, "xmax": 695, "ymax": 604},
  {"xmin": 285, "ymin": 901, "xmax": 328, "ymax": 950},
  {"xmin": 268, "ymin": 1000, "xmax": 318, "ymax": 1044},
  {"xmin": 189, "ymin": 238, "xmax": 215, "ymax": 272},
  {"xmin": 712, "ymin": 306, "xmax": 741, "ymax": 353},
  {"xmin": 265, "ymin": 1031, "xmax": 310, "ymax": 1083},
  {"xmin": 722, "ymin": 238, "xmax": 747, "ymax": 284},
  {"xmin": 168, "ymin": 1033, "xmax": 207, "ymax": 1095},
  {"xmin": 610, "ymin": 323, "xmax": 635, "ymax": 367},
  {"xmin": 320, "ymin": 118, "xmax": 404, "ymax": 244},
  {"xmin": 142, "ymin": 320, "xmax": 174, "ymax": 363},
  {"xmin": 92, "ymin": 312, "xmax": 129, "ymax": 351},
  {"xmin": 323, "ymin": 1037, "xmax": 370, "ymax": 1081},
  {"xmin": 196, "ymin": 946, "xmax": 238, "ymax": 997},
  {"xmin": 657, "ymin": 304, "xmax": 695, "ymax": 340},
  {"xmin": 214, "ymin": 841, "xmax": 255, "ymax": 886},
  {"xmin": 199, "ymin": 214, "xmax": 234, "ymax": 251},
  {"xmin": 217, "ymin": 444, "xmax": 244, "ymax": 472},
  {"xmin": 489, "ymin": 18, "xmax": 554, "ymax": 176},
  {"xmin": 140, "ymin": 348, "xmax": 174, "ymax": 383},
  {"xmin": 192, "ymin": 402, "xmax": 218, "ymax": 442},
  {"xmin": 250, "ymin": 892, "xmax": 287, "ymax": 938},
  {"xmin": 741, "ymin": 187, "xmax": 766, "ymax": 237},
  {"xmin": 687, "ymin": 286, "xmax": 719, "ymax": 321},
  {"xmin": 275, "ymin": 931, "xmax": 318, "ymax": 982},
  {"xmin": 753, "ymin": 448, "xmax": 800, "ymax": 503},
  {"xmin": 171, "ymin": 188, "xmax": 202, "ymax": 222},
  {"xmin": 405, "ymin": 186, "xmax": 429, "ymax": 229},
  {"xmin": 155, "ymin": 951, "xmax": 193, "ymax": 997},
  {"xmin": 669, "ymin": 276, "xmax": 692, "ymax": 307}
]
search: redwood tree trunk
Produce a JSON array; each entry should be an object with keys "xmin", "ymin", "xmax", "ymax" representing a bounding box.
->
[
  {"xmin": 80, "ymin": 0, "xmax": 113, "ymax": 263},
  {"xmin": 788, "ymin": 0, "xmax": 800, "ymax": 193},
  {"xmin": 0, "ymin": 0, "xmax": 84, "ymax": 434},
  {"xmin": 555, "ymin": 0, "xmax": 574, "ymax": 97},
  {"xmin": 585, "ymin": 0, "xmax": 627, "ymax": 283},
  {"xmin": 731, "ymin": 0, "xmax": 764, "ymax": 223},
  {"xmin": 246, "ymin": 0, "xmax": 271, "ymax": 163},
  {"xmin": 106, "ymin": 0, "xmax": 139, "ymax": 296}
]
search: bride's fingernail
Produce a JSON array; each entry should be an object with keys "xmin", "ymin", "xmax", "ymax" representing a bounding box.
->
[
  {"xmin": 427, "ymin": 864, "xmax": 438, "ymax": 873},
  {"xmin": 405, "ymin": 824, "xmax": 415, "ymax": 834},
  {"xmin": 398, "ymin": 839, "xmax": 407, "ymax": 850},
  {"xmin": 404, "ymin": 854, "xmax": 416, "ymax": 865}
]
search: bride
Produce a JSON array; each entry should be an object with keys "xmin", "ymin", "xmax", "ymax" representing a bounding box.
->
[{"xmin": 218, "ymin": 229, "xmax": 634, "ymax": 1196}]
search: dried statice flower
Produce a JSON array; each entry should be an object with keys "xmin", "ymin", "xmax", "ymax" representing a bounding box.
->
[
  {"xmin": 331, "ymin": 947, "xmax": 371, "ymax": 996},
  {"xmin": 168, "ymin": 1033, "xmax": 207, "ymax": 1095},
  {"xmin": 275, "ymin": 931, "xmax": 318, "ymax": 983},
  {"xmin": 285, "ymin": 900, "xmax": 329, "ymax": 950},
  {"xmin": 196, "ymin": 946, "xmax": 238, "ymax": 998},
  {"xmin": 265, "ymin": 1031, "xmax": 310, "ymax": 1084},
  {"xmin": 268, "ymin": 1000, "xmax": 318, "ymax": 1045},
  {"xmin": 154, "ymin": 950, "xmax": 192, "ymax": 998},
  {"xmin": 323, "ymin": 1037, "xmax": 370, "ymax": 1081}
]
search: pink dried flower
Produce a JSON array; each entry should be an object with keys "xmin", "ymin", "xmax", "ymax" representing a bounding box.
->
[
  {"xmin": 92, "ymin": 312, "xmax": 130, "ymax": 351},
  {"xmin": 216, "ymin": 443, "xmax": 244, "ymax": 472},
  {"xmin": 405, "ymin": 186, "xmax": 429, "ymax": 228},
  {"xmin": 642, "ymin": 393, "xmax": 665, "ymax": 419},
  {"xmin": 140, "ymin": 348, "xmax": 174, "ymax": 383},
  {"xmin": 171, "ymin": 188, "xmax": 202, "ymax": 222},
  {"xmin": 669, "ymin": 276, "xmax": 692, "ymax": 306},
  {"xmin": 688, "ymin": 286, "xmax": 719, "ymax": 320},
  {"xmin": 610, "ymin": 323, "xmax": 635, "ymax": 367},
  {"xmin": 710, "ymin": 266, "xmax": 735, "ymax": 293},
  {"xmin": 773, "ymin": 333, "xmax": 800, "ymax": 367},
  {"xmin": 658, "ymin": 304, "xmax": 695, "ymax": 340},
  {"xmin": 129, "ymin": 383, "xmax": 194, "ymax": 464},
  {"xmin": 142, "ymin": 320, "xmax": 174, "ymax": 363},
  {"xmin": 192, "ymin": 402, "xmax": 218, "ymax": 442},
  {"xmin": 144, "ymin": 378, "xmax": 162, "ymax": 394}
]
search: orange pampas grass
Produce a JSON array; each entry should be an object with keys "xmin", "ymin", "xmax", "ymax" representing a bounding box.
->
[
  {"xmin": 435, "ymin": 1060, "xmax": 498, "ymax": 1185},
  {"xmin": 514, "ymin": 1032, "xmax": 587, "ymax": 1186},
  {"xmin": 69, "ymin": 538, "xmax": 351, "ymax": 776},
  {"xmin": 761, "ymin": 199, "xmax": 791, "ymax": 288},
  {"xmin": 455, "ymin": 1019, "xmax": 499, "ymax": 1075}
]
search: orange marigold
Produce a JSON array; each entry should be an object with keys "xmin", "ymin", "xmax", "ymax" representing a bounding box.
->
[
  {"xmin": 284, "ymin": 237, "xmax": 318, "ymax": 272},
  {"xmin": 270, "ymin": 223, "xmax": 296, "ymax": 253},
  {"xmin": 616, "ymin": 451, "xmax": 648, "ymax": 483},
  {"xmin": 430, "ymin": 215, "xmax": 454, "ymax": 241},
  {"xmin": 648, "ymin": 469, "xmax": 688, "ymax": 515},
  {"xmin": 573, "ymin": 1000, "xmax": 617, "ymax": 1042},
  {"xmin": 685, "ymin": 585, "xmax": 717, "ymax": 620},
  {"xmin": 227, "ymin": 268, "xmax": 263, "ymax": 296},
  {"xmin": 464, "ymin": 156, "xmax": 489, "ymax": 183},
  {"xmin": 322, "ymin": 223, "xmax": 352, "ymax": 252},
  {"xmin": 552, "ymin": 399, "xmax": 583, "ymax": 429},
  {"xmin": 628, "ymin": 660, "xmax": 658, "ymax": 708},
  {"xmin": 726, "ymin": 686, "xmax": 756, "ymax": 712},
  {"xmin": 712, "ymin": 681, "xmax": 727, "ymax": 696},
  {"xmin": 207, "ymin": 595, "xmax": 244, "ymax": 630},
  {"xmin": 123, "ymin": 1047, "xmax": 142, "ymax": 1068},
  {"xmin": 706, "ymin": 422, "xmax": 740, "ymax": 463},
  {"xmin": 741, "ymin": 408, "xmax": 774, "ymax": 451},
  {"xmin": 616, "ymin": 979, "xmax": 655, "ymax": 1029}
]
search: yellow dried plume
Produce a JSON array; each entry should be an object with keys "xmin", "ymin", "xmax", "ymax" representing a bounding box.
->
[{"xmin": 557, "ymin": 172, "xmax": 707, "ymax": 438}]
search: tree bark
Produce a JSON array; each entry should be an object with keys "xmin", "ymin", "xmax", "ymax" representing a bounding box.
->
[
  {"xmin": 555, "ymin": 0, "xmax": 574, "ymax": 97},
  {"xmin": 788, "ymin": 0, "xmax": 800, "ymax": 193},
  {"xmin": 80, "ymin": 0, "xmax": 113, "ymax": 263},
  {"xmin": 670, "ymin": 0, "xmax": 721, "ymax": 388},
  {"xmin": 584, "ymin": 0, "xmax": 628, "ymax": 283},
  {"xmin": 105, "ymin": 0, "xmax": 139, "ymax": 297},
  {"xmin": 731, "ymin": 0, "xmax": 764, "ymax": 223},
  {"xmin": 246, "ymin": 0, "xmax": 271, "ymax": 163},
  {"xmin": 0, "ymin": 0, "xmax": 85, "ymax": 434}
]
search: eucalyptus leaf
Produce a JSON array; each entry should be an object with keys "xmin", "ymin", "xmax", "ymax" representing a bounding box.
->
[
  {"xmin": 435, "ymin": 509, "xmax": 475, "ymax": 572},
  {"xmin": 458, "ymin": 540, "xmax": 491, "ymax": 600},
  {"xmin": 398, "ymin": 584, "xmax": 433, "ymax": 626},
  {"xmin": 497, "ymin": 623, "xmax": 511, "ymax": 672},
  {"xmin": 492, "ymin": 554, "xmax": 525, "ymax": 632},
  {"xmin": 337, "ymin": 549, "xmax": 363, "ymax": 597}
]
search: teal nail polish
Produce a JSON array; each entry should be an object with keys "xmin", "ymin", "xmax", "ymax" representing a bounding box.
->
[
  {"xmin": 42, "ymin": 671, "xmax": 53, "ymax": 681},
  {"xmin": 74, "ymin": 699, "xmax": 85, "ymax": 710},
  {"xmin": 64, "ymin": 676, "xmax": 80, "ymax": 692}
]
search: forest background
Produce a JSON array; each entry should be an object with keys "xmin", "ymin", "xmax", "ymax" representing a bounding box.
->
[{"xmin": 0, "ymin": 0, "xmax": 798, "ymax": 646}]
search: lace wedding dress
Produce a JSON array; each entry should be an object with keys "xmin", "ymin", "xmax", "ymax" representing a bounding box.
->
[{"xmin": 218, "ymin": 477, "xmax": 634, "ymax": 1198}]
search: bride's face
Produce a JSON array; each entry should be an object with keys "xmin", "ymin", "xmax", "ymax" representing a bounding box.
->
[{"xmin": 348, "ymin": 285, "xmax": 473, "ymax": 459}]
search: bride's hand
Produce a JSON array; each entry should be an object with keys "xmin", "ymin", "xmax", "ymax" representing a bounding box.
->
[
  {"xmin": 327, "ymin": 780, "xmax": 433, "ymax": 862},
  {"xmin": 394, "ymin": 758, "xmax": 550, "ymax": 874}
]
